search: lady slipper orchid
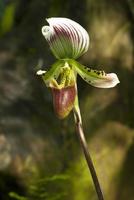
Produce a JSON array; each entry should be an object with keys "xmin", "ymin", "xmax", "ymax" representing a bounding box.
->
[
  {"xmin": 37, "ymin": 17, "xmax": 120, "ymax": 200},
  {"xmin": 37, "ymin": 17, "xmax": 119, "ymax": 118}
]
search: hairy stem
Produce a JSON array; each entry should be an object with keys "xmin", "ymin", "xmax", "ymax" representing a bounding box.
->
[{"xmin": 73, "ymin": 94, "xmax": 104, "ymax": 200}]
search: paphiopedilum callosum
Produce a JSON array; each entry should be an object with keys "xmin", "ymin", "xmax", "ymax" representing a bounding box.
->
[{"xmin": 37, "ymin": 17, "xmax": 119, "ymax": 119}]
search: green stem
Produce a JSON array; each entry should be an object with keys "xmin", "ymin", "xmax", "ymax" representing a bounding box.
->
[{"xmin": 73, "ymin": 90, "xmax": 104, "ymax": 200}]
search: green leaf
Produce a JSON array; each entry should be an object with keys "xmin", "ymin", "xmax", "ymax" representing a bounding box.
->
[
  {"xmin": 0, "ymin": 2, "xmax": 16, "ymax": 35},
  {"xmin": 9, "ymin": 192, "xmax": 28, "ymax": 200}
]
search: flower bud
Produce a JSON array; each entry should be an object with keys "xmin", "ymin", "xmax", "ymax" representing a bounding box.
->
[{"xmin": 42, "ymin": 17, "xmax": 89, "ymax": 59}]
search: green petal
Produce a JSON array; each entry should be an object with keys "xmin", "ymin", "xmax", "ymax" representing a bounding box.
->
[
  {"xmin": 69, "ymin": 60, "xmax": 120, "ymax": 88},
  {"xmin": 37, "ymin": 60, "xmax": 64, "ymax": 87},
  {"xmin": 37, "ymin": 60, "xmax": 77, "ymax": 89}
]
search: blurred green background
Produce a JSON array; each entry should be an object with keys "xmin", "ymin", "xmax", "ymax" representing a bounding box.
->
[{"xmin": 0, "ymin": 0, "xmax": 134, "ymax": 199}]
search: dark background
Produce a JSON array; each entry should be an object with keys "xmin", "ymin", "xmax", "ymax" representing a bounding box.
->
[{"xmin": 0, "ymin": 0, "xmax": 134, "ymax": 199}]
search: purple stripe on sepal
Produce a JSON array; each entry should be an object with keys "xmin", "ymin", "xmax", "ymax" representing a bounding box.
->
[{"xmin": 42, "ymin": 17, "xmax": 90, "ymax": 59}]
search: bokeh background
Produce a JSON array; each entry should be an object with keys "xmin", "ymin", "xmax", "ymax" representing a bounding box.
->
[{"xmin": 0, "ymin": 0, "xmax": 134, "ymax": 199}]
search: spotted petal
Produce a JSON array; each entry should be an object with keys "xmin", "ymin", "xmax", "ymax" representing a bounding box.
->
[
  {"xmin": 42, "ymin": 17, "xmax": 89, "ymax": 59},
  {"xmin": 69, "ymin": 60, "xmax": 120, "ymax": 88}
]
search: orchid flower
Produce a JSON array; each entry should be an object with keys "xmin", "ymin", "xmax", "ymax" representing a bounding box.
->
[
  {"xmin": 37, "ymin": 17, "xmax": 120, "ymax": 200},
  {"xmin": 37, "ymin": 17, "xmax": 119, "ymax": 119}
]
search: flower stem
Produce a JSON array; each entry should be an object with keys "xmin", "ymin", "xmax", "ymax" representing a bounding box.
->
[{"xmin": 73, "ymin": 94, "xmax": 104, "ymax": 200}]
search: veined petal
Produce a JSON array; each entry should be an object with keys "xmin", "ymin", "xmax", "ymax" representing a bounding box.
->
[
  {"xmin": 42, "ymin": 17, "xmax": 89, "ymax": 59},
  {"xmin": 69, "ymin": 60, "xmax": 120, "ymax": 88}
]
